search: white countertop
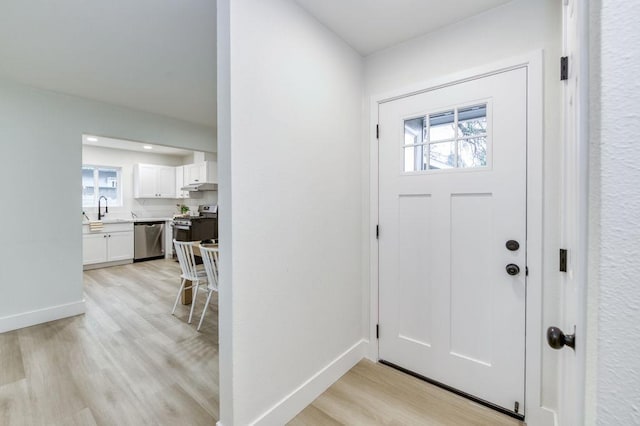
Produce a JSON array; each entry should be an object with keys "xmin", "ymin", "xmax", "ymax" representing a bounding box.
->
[
  {"xmin": 82, "ymin": 217, "xmax": 174, "ymax": 225},
  {"xmin": 133, "ymin": 217, "xmax": 174, "ymax": 223}
]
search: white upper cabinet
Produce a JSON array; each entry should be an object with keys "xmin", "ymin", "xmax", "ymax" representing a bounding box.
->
[
  {"xmin": 184, "ymin": 163, "xmax": 201, "ymax": 185},
  {"xmin": 157, "ymin": 166, "xmax": 176, "ymax": 197},
  {"xmin": 185, "ymin": 161, "xmax": 217, "ymax": 185},
  {"xmin": 133, "ymin": 164, "xmax": 177, "ymax": 199},
  {"xmin": 133, "ymin": 161, "xmax": 216, "ymax": 199},
  {"xmin": 175, "ymin": 166, "xmax": 189, "ymax": 199},
  {"xmin": 136, "ymin": 164, "xmax": 157, "ymax": 198}
]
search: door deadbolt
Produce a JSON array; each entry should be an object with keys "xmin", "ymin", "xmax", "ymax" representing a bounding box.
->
[
  {"xmin": 506, "ymin": 240, "xmax": 520, "ymax": 251},
  {"xmin": 506, "ymin": 264, "xmax": 520, "ymax": 276}
]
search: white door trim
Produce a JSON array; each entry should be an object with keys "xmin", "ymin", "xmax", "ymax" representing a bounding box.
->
[
  {"xmin": 558, "ymin": 0, "xmax": 590, "ymax": 424},
  {"xmin": 367, "ymin": 50, "xmax": 555, "ymax": 425}
]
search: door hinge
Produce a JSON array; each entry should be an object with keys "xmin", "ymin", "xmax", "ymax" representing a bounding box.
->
[
  {"xmin": 526, "ymin": 266, "xmax": 529, "ymax": 276},
  {"xmin": 560, "ymin": 56, "xmax": 569, "ymax": 81},
  {"xmin": 514, "ymin": 401, "xmax": 520, "ymax": 413},
  {"xmin": 376, "ymin": 324, "xmax": 379, "ymax": 339},
  {"xmin": 376, "ymin": 124, "xmax": 379, "ymax": 139},
  {"xmin": 376, "ymin": 225, "xmax": 379, "ymax": 239},
  {"xmin": 559, "ymin": 248, "xmax": 568, "ymax": 272}
]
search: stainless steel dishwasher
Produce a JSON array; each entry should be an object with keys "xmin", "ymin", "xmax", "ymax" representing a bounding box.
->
[{"xmin": 134, "ymin": 221, "xmax": 165, "ymax": 261}]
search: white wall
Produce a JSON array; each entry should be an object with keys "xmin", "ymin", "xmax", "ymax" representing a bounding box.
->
[
  {"xmin": 218, "ymin": 0, "xmax": 364, "ymax": 424},
  {"xmin": 0, "ymin": 77, "xmax": 216, "ymax": 332},
  {"xmin": 82, "ymin": 145, "xmax": 217, "ymax": 219},
  {"xmin": 363, "ymin": 0, "xmax": 563, "ymax": 413},
  {"xmin": 591, "ymin": 1, "xmax": 640, "ymax": 424}
]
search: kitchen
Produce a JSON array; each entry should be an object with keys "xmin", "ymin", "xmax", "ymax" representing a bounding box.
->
[{"xmin": 81, "ymin": 135, "xmax": 218, "ymax": 323}]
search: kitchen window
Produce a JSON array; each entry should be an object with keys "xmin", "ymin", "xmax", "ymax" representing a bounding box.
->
[{"xmin": 82, "ymin": 165, "xmax": 123, "ymax": 207}]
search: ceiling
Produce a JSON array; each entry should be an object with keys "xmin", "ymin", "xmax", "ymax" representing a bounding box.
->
[
  {"xmin": 294, "ymin": 0, "xmax": 514, "ymax": 55},
  {"xmin": 0, "ymin": 1, "xmax": 512, "ymax": 128},
  {"xmin": 83, "ymin": 135, "xmax": 194, "ymax": 157},
  {"xmin": 0, "ymin": 0, "xmax": 216, "ymax": 128}
]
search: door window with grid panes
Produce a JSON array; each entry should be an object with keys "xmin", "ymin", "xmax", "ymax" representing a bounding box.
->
[
  {"xmin": 82, "ymin": 165, "xmax": 122, "ymax": 207},
  {"xmin": 403, "ymin": 103, "xmax": 489, "ymax": 172}
]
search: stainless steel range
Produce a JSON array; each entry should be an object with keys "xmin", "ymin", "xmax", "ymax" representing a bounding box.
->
[{"xmin": 172, "ymin": 204, "xmax": 218, "ymax": 244}]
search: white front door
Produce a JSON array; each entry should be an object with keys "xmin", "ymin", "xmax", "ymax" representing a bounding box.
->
[{"xmin": 378, "ymin": 67, "xmax": 528, "ymax": 415}]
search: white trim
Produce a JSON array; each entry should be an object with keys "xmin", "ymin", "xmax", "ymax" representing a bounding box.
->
[
  {"xmin": 558, "ymin": 0, "xmax": 590, "ymax": 424},
  {"xmin": 83, "ymin": 259, "xmax": 133, "ymax": 271},
  {"xmin": 368, "ymin": 50, "xmax": 554, "ymax": 425},
  {"xmin": 0, "ymin": 300, "xmax": 86, "ymax": 334},
  {"xmin": 250, "ymin": 339, "xmax": 367, "ymax": 425}
]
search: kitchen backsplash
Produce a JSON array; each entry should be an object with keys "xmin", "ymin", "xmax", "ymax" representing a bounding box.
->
[
  {"xmin": 83, "ymin": 145, "xmax": 217, "ymax": 221},
  {"xmin": 83, "ymin": 192, "xmax": 218, "ymax": 221}
]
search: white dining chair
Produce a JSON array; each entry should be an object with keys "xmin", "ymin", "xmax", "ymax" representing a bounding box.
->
[
  {"xmin": 172, "ymin": 240, "xmax": 208, "ymax": 324},
  {"xmin": 197, "ymin": 245, "xmax": 219, "ymax": 331}
]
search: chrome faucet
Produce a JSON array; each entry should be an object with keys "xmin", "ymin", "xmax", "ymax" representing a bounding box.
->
[{"xmin": 98, "ymin": 196, "xmax": 108, "ymax": 220}]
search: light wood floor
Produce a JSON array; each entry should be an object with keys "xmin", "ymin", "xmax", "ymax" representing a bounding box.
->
[
  {"xmin": 2, "ymin": 260, "xmax": 525, "ymax": 426},
  {"xmin": 289, "ymin": 360, "xmax": 526, "ymax": 426},
  {"xmin": 0, "ymin": 259, "xmax": 218, "ymax": 426}
]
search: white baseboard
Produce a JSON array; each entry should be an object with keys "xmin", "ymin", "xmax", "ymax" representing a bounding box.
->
[
  {"xmin": 526, "ymin": 405, "xmax": 558, "ymax": 426},
  {"xmin": 83, "ymin": 260, "xmax": 132, "ymax": 271},
  {"xmin": 0, "ymin": 300, "xmax": 86, "ymax": 334},
  {"xmin": 250, "ymin": 339, "xmax": 367, "ymax": 426},
  {"xmin": 362, "ymin": 338, "xmax": 377, "ymax": 361}
]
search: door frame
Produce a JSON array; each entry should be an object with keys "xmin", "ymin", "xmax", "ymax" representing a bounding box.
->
[
  {"xmin": 367, "ymin": 51, "xmax": 555, "ymax": 424},
  {"xmin": 558, "ymin": 0, "xmax": 589, "ymax": 424}
]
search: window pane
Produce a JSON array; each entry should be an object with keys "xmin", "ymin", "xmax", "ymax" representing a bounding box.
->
[
  {"xmin": 404, "ymin": 117, "xmax": 426, "ymax": 172},
  {"xmin": 404, "ymin": 146, "xmax": 427, "ymax": 172},
  {"xmin": 429, "ymin": 110, "xmax": 455, "ymax": 142},
  {"xmin": 98, "ymin": 168, "xmax": 119, "ymax": 204},
  {"xmin": 459, "ymin": 137, "xmax": 487, "ymax": 168},
  {"xmin": 82, "ymin": 167, "xmax": 95, "ymax": 206},
  {"xmin": 404, "ymin": 117, "xmax": 426, "ymax": 145},
  {"xmin": 429, "ymin": 141, "xmax": 456, "ymax": 170},
  {"xmin": 458, "ymin": 104, "xmax": 487, "ymax": 138}
]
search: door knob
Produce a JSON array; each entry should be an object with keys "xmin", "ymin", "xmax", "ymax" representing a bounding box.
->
[
  {"xmin": 547, "ymin": 326, "xmax": 576, "ymax": 350},
  {"xmin": 505, "ymin": 264, "xmax": 520, "ymax": 276},
  {"xmin": 506, "ymin": 240, "xmax": 520, "ymax": 251}
]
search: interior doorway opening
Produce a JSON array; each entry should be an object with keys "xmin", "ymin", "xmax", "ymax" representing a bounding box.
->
[{"xmin": 79, "ymin": 133, "xmax": 221, "ymax": 422}]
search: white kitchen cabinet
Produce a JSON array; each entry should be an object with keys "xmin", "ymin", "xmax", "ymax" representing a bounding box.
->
[
  {"xmin": 107, "ymin": 231, "xmax": 135, "ymax": 261},
  {"xmin": 184, "ymin": 162, "xmax": 203, "ymax": 185},
  {"xmin": 82, "ymin": 233, "xmax": 108, "ymax": 265},
  {"xmin": 175, "ymin": 166, "xmax": 189, "ymax": 199},
  {"xmin": 133, "ymin": 164, "xmax": 177, "ymax": 198},
  {"xmin": 136, "ymin": 164, "xmax": 157, "ymax": 198},
  {"xmin": 82, "ymin": 223, "xmax": 134, "ymax": 267},
  {"xmin": 184, "ymin": 161, "xmax": 217, "ymax": 185}
]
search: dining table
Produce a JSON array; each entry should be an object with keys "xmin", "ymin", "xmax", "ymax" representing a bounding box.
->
[{"xmin": 181, "ymin": 242, "xmax": 218, "ymax": 305}]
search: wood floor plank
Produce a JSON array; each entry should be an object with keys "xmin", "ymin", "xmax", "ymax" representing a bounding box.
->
[
  {"xmin": 145, "ymin": 383, "xmax": 215, "ymax": 426},
  {"xmin": 0, "ymin": 380, "xmax": 33, "ymax": 426},
  {"xmin": 0, "ymin": 331, "xmax": 25, "ymax": 387},
  {"xmin": 288, "ymin": 403, "xmax": 343, "ymax": 426},
  {"xmin": 49, "ymin": 407, "xmax": 99, "ymax": 426}
]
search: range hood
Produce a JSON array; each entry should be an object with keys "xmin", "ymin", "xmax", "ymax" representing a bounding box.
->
[{"xmin": 181, "ymin": 182, "xmax": 218, "ymax": 192}]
